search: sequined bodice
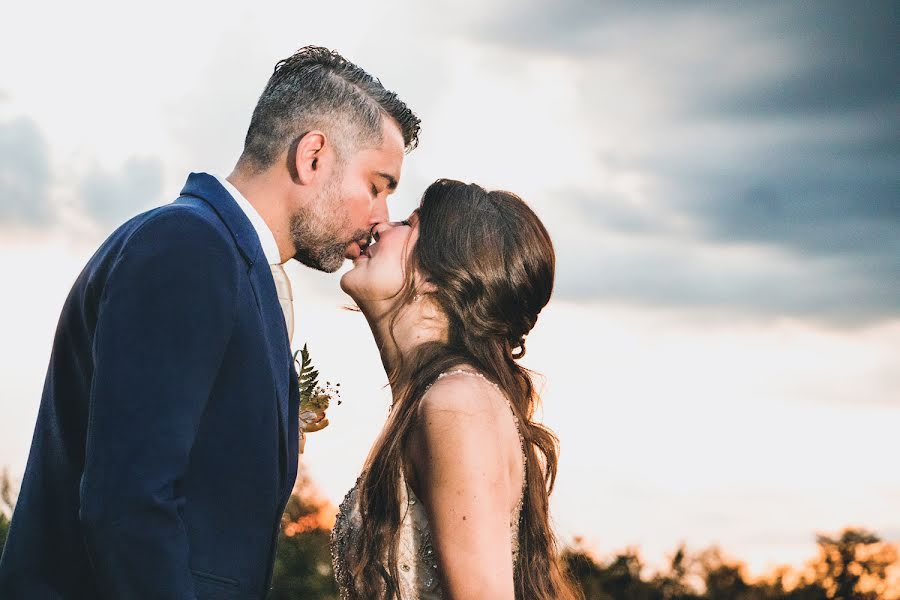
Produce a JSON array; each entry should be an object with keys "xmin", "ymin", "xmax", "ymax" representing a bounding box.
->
[{"xmin": 330, "ymin": 369, "xmax": 526, "ymax": 599}]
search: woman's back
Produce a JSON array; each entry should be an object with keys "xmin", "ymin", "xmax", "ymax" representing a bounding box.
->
[{"xmin": 331, "ymin": 368, "xmax": 526, "ymax": 598}]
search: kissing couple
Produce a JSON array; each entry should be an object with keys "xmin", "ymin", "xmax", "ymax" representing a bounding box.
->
[{"xmin": 0, "ymin": 46, "xmax": 579, "ymax": 600}]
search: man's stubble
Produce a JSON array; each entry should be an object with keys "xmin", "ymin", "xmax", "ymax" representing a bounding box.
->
[{"xmin": 289, "ymin": 171, "xmax": 369, "ymax": 273}]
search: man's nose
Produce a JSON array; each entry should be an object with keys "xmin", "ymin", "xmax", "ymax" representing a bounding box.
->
[{"xmin": 370, "ymin": 194, "xmax": 389, "ymax": 224}]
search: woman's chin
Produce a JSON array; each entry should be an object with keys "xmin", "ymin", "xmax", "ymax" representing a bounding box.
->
[
  {"xmin": 339, "ymin": 271, "xmax": 358, "ymax": 296},
  {"xmin": 339, "ymin": 272, "xmax": 371, "ymax": 306}
]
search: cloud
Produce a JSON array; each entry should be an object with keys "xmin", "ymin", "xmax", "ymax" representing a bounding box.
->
[
  {"xmin": 0, "ymin": 111, "xmax": 165, "ymax": 232},
  {"xmin": 0, "ymin": 116, "xmax": 53, "ymax": 225},
  {"xmin": 700, "ymin": 4, "xmax": 899, "ymax": 119},
  {"xmin": 78, "ymin": 157, "xmax": 165, "ymax": 229},
  {"xmin": 461, "ymin": 2, "xmax": 900, "ymax": 325},
  {"xmin": 555, "ymin": 238, "xmax": 896, "ymax": 326}
]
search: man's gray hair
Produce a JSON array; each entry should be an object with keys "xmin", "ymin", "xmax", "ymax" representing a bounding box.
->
[{"xmin": 239, "ymin": 46, "xmax": 420, "ymax": 172}]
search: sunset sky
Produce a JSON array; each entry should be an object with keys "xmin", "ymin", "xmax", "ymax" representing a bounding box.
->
[{"xmin": 1, "ymin": 0, "xmax": 897, "ymax": 576}]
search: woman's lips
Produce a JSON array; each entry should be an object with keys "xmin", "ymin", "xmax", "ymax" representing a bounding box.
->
[
  {"xmin": 346, "ymin": 233, "xmax": 375, "ymax": 260},
  {"xmin": 345, "ymin": 241, "xmax": 362, "ymax": 260}
]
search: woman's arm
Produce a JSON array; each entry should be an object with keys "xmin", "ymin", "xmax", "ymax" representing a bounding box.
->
[{"xmin": 407, "ymin": 374, "xmax": 519, "ymax": 599}]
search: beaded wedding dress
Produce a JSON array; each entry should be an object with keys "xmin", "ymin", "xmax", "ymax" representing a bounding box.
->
[{"xmin": 330, "ymin": 369, "xmax": 526, "ymax": 599}]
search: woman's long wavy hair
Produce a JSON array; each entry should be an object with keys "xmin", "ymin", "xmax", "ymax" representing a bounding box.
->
[{"xmin": 346, "ymin": 179, "xmax": 580, "ymax": 599}]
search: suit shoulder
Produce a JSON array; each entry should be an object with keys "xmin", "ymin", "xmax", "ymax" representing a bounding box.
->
[
  {"xmin": 131, "ymin": 202, "xmax": 228, "ymax": 240},
  {"xmin": 89, "ymin": 206, "xmax": 241, "ymax": 290},
  {"xmin": 116, "ymin": 203, "xmax": 234, "ymax": 257}
]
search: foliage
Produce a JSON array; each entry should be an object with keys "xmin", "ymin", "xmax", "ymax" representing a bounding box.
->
[
  {"xmin": 295, "ymin": 344, "xmax": 340, "ymax": 412},
  {"xmin": 0, "ymin": 468, "xmax": 15, "ymax": 552},
  {"xmin": 561, "ymin": 529, "xmax": 899, "ymax": 600},
  {"xmin": 270, "ymin": 468, "xmax": 339, "ymax": 599},
  {"xmin": 0, "ymin": 465, "xmax": 897, "ymax": 599}
]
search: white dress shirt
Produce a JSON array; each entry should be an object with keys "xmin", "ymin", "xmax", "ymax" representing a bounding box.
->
[
  {"xmin": 214, "ymin": 175, "xmax": 282, "ymax": 266},
  {"xmin": 214, "ymin": 175, "xmax": 294, "ymax": 344}
]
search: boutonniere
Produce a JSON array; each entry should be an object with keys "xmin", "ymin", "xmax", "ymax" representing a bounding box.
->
[{"xmin": 295, "ymin": 343, "xmax": 341, "ymax": 430}]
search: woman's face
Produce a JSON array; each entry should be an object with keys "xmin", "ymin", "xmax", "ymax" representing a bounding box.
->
[{"xmin": 340, "ymin": 210, "xmax": 420, "ymax": 306}]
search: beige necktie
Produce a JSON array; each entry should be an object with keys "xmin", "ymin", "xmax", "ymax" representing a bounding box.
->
[{"xmin": 270, "ymin": 263, "xmax": 294, "ymax": 344}]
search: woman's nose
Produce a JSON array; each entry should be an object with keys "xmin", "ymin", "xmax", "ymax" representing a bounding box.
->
[
  {"xmin": 371, "ymin": 220, "xmax": 407, "ymax": 241},
  {"xmin": 371, "ymin": 221, "xmax": 394, "ymax": 241}
]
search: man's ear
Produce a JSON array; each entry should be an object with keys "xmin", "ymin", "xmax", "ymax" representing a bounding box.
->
[{"xmin": 292, "ymin": 131, "xmax": 327, "ymax": 185}]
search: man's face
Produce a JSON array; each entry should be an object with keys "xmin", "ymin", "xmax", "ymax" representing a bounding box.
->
[{"xmin": 291, "ymin": 119, "xmax": 406, "ymax": 273}]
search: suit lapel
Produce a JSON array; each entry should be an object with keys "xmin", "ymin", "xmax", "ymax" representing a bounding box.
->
[
  {"xmin": 177, "ymin": 172, "xmax": 293, "ymax": 483},
  {"xmin": 248, "ymin": 263, "xmax": 292, "ymax": 480}
]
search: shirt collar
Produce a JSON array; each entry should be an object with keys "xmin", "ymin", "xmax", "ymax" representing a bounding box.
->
[{"xmin": 214, "ymin": 174, "xmax": 282, "ymax": 266}]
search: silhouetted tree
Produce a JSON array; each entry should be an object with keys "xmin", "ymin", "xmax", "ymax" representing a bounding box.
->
[
  {"xmin": 0, "ymin": 468, "xmax": 16, "ymax": 552},
  {"xmin": 561, "ymin": 530, "xmax": 898, "ymax": 600},
  {"xmin": 563, "ymin": 541, "xmax": 664, "ymax": 600},
  {"xmin": 1, "ymin": 463, "xmax": 898, "ymax": 599},
  {"xmin": 693, "ymin": 547, "xmax": 753, "ymax": 600},
  {"xmin": 808, "ymin": 528, "xmax": 898, "ymax": 600},
  {"xmin": 651, "ymin": 544, "xmax": 703, "ymax": 599},
  {"xmin": 269, "ymin": 466, "xmax": 339, "ymax": 599}
]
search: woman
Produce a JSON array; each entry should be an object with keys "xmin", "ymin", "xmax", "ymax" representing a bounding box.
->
[{"xmin": 332, "ymin": 179, "xmax": 579, "ymax": 599}]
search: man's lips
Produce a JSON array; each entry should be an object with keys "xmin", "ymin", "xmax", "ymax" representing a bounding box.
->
[
  {"xmin": 344, "ymin": 242, "xmax": 361, "ymax": 260},
  {"xmin": 345, "ymin": 240, "xmax": 371, "ymax": 260}
]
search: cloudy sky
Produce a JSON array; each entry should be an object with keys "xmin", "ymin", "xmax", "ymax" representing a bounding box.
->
[{"xmin": 1, "ymin": 0, "xmax": 897, "ymax": 576}]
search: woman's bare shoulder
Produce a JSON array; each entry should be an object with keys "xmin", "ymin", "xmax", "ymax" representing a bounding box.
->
[{"xmin": 416, "ymin": 367, "xmax": 509, "ymax": 424}]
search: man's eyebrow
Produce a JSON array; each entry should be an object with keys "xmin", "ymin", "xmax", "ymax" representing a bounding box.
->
[{"xmin": 376, "ymin": 172, "xmax": 398, "ymax": 190}]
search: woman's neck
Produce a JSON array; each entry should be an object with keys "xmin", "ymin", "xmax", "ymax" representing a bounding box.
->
[{"xmin": 362, "ymin": 300, "xmax": 448, "ymax": 379}]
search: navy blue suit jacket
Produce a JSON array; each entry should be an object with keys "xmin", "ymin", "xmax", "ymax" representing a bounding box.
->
[{"xmin": 0, "ymin": 173, "xmax": 301, "ymax": 599}]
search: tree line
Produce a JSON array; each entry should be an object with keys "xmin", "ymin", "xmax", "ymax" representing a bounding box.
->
[{"xmin": 1, "ymin": 468, "xmax": 897, "ymax": 599}]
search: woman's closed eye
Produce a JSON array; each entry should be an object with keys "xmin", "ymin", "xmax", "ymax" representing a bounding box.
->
[{"xmin": 371, "ymin": 220, "xmax": 411, "ymax": 242}]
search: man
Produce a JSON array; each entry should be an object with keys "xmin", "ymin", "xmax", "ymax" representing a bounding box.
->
[{"xmin": 0, "ymin": 46, "xmax": 420, "ymax": 598}]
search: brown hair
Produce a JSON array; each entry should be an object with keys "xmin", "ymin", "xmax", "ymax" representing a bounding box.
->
[{"xmin": 344, "ymin": 179, "xmax": 580, "ymax": 599}]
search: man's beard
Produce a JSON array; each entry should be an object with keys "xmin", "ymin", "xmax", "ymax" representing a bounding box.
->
[{"xmin": 289, "ymin": 179, "xmax": 368, "ymax": 273}]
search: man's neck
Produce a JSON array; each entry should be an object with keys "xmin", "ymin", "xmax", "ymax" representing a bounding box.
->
[{"xmin": 226, "ymin": 170, "xmax": 295, "ymax": 263}]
